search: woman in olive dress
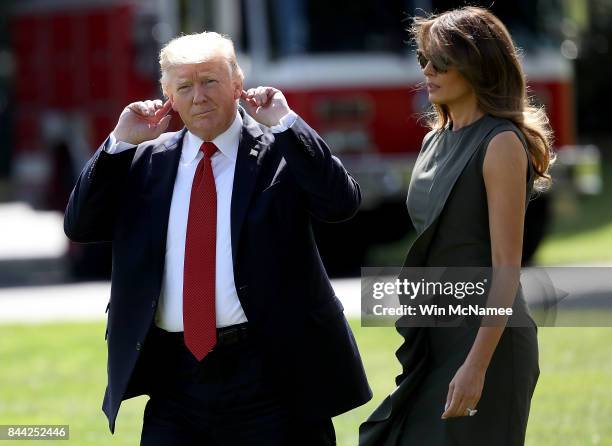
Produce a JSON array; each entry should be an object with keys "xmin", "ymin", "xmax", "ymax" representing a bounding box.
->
[{"xmin": 360, "ymin": 6, "xmax": 554, "ymax": 446}]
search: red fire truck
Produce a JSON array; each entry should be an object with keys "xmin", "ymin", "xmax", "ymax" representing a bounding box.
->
[{"xmin": 10, "ymin": 0, "xmax": 601, "ymax": 277}]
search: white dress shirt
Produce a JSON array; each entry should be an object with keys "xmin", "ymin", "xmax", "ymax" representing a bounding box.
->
[{"xmin": 106, "ymin": 109, "xmax": 297, "ymax": 331}]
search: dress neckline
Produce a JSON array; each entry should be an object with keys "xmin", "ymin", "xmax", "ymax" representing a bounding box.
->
[{"xmin": 446, "ymin": 113, "xmax": 489, "ymax": 134}]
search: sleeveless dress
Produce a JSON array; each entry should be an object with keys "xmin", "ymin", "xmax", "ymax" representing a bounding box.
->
[{"xmin": 359, "ymin": 115, "xmax": 540, "ymax": 445}]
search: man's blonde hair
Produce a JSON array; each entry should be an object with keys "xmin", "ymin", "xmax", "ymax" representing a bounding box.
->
[{"xmin": 159, "ymin": 31, "xmax": 244, "ymax": 97}]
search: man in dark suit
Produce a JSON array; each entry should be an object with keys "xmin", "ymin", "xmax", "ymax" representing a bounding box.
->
[{"xmin": 64, "ymin": 31, "xmax": 371, "ymax": 445}]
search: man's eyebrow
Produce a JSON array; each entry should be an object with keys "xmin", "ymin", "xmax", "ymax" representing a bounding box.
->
[{"xmin": 174, "ymin": 70, "xmax": 218, "ymax": 84}]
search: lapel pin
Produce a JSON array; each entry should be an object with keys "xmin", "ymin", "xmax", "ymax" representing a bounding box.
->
[{"xmin": 249, "ymin": 149, "xmax": 259, "ymax": 157}]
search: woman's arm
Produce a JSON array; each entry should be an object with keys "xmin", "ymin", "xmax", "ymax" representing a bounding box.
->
[{"xmin": 442, "ymin": 130, "xmax": 528, "ymax": 419}]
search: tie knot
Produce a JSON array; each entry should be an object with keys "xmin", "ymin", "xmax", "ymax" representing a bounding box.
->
[{"xmin": 200, "ymin": 142, "xmax": 217, "ymax": 159}]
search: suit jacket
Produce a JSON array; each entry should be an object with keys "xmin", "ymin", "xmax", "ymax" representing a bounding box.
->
[{"xmin": 64, "ymin": 108, "xmax": 372, "ymax": 433}]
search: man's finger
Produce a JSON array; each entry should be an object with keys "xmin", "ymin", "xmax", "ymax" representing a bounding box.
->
[
  {"xmin": 253, "ymin": 86, "xmax": 268, "ymax": 106},
  {"xmin": 240, "ymin": 91, "xmax": 258, "ymax": 110},
  {"xmin": 127, "ymin": 103, "xmax": 147, "ymax": 117},
  {"xmin": 161, "ymin": 99, "xmax": 173, "ymax": 114},
  {"xmin": 256, "ymin": 89, "xmax": 274, "ymax": 107},
  {"xmin": 253, "ymin": 93, "xmax": 264, "ymax": 106},
  {"xmin": 155, "ymin": 114, "xmax": 172, "ymax": 133},
  {"xmin": 264, "ymin": 87, "xmax": 279, "ymax": 106},
  {"xmin": 144, "ymin": 100, "xmax": 156, "ymax": 116},
  {"xmin": 127, "ymin": 102, "xmax": 139, "ymax": 111},
  {"xmin": 255, "ymin": 86, "xmax": 266, "ymax": 96},
  {"xmin": 153, "ymin": 100, "xmax": 173, "ymax": 122}
]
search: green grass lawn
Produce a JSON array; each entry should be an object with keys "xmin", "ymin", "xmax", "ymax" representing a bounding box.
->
[
  {"xmin": 534, "ymin": 157, "xmax": 612, "ymax": 265},
  {"xmin": 1, "ymin": 321, "xmax": 611, "ymax": 445}
]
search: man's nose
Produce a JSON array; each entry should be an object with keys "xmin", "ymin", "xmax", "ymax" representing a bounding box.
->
[{"xmin": 192, "ymin": 84, "xmax": 207, "ymax": 104}]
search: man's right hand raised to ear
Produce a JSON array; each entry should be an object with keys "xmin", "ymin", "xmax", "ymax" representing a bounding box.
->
[{"xmin": 113, "ymin": 99, "xmax": 173, "ymax": 145}]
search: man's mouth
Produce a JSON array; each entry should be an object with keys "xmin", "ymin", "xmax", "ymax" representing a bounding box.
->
[{"xmin": 193, "ymin": 110, "xmax": 214, "ymax": 117}]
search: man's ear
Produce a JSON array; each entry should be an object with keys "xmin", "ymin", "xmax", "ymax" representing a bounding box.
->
[
  {"xmin": 233, "ymin": 78, "xmax": 244, "ymax": 101},
  {"xmin": 169, "ymin": 94, "xmax": 177, "ymax": 112}
]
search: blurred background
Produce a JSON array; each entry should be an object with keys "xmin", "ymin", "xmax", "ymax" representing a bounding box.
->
[{"xmin": 0, "ymin": 1, "xmax": 611, "ymax": 445}]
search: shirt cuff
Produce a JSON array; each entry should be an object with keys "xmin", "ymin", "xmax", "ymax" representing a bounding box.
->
[
  {"xmin": 269, "ymin": 111, "xmax": 298, "ymax": 134},
  {"xmin": 105, "ymin": 133, "xmax": 137, "ymax": 154}
]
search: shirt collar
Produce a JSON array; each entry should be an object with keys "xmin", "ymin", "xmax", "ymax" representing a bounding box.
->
[{"xmin": 182, "ymin": 111, "xmax": 242, "ymax": 163}]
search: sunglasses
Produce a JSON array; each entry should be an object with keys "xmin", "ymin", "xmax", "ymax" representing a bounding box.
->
[{"xmin": 416, "ymin": 50, "xmax": 450, "ymax": 73}]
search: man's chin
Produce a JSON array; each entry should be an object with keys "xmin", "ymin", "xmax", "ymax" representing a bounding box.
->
[
  {"xmin": 190, "ymin": 117, "xmax": 215, "ymax": 130},
  {"xmin": 187, "ymin": 122, "xmax": 218, "ymax": 140}
]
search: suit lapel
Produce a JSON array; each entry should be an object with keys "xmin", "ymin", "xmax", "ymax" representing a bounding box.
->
[
  {"xmin": 149, "ymin": 129, "xmax": 186, "ymax": 276},
  {"xmin": 230, "ymin": 110, "xmax": 266, "ymax": 269}
]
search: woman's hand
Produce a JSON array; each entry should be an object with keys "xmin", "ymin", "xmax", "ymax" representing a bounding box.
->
[{"xmin": 441, "ymin": 361, "xmax": 486, "ymax": 419}]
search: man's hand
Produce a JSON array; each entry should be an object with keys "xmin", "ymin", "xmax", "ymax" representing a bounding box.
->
[
  {"xmin": 241, "ymin": 87, "xmax": 291, "ymax": 127},
  {"xmin": 113, "ymin": 99, "xmax": 173, "ymax": 145}
]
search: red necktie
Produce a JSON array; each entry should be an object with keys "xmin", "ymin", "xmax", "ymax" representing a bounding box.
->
[{"xmin": 183, "ymin": 142, "xmax": 218, "ymax": 361}]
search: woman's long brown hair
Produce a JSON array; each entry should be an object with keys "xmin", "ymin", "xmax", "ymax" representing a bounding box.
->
[{"xmin": 411, "ymin": 6, "xmax": 555, "ymax": 191}]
